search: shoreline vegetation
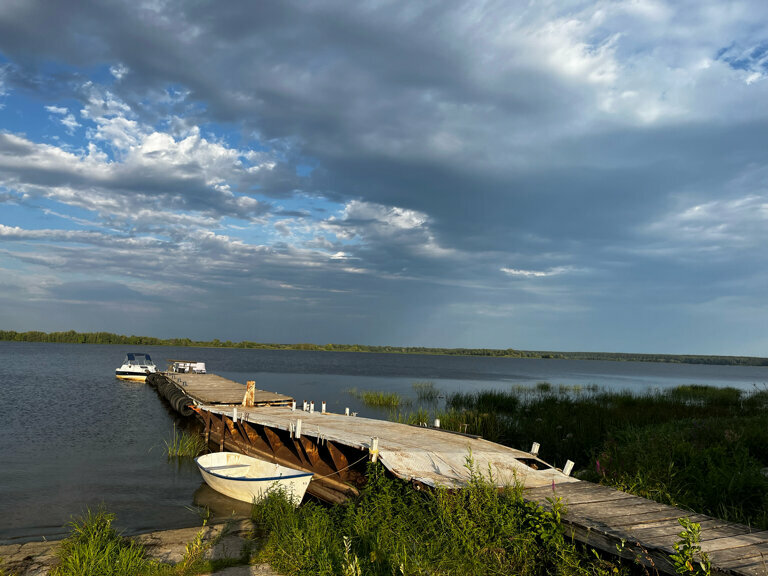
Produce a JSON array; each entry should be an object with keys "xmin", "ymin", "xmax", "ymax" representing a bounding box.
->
[
  {"xmin": 2, "ymin": 329, "xmax": 767, "ymax": 366},
  {"xmin": 389, "ymin": 382, "xmax": 768, "ymax": 530},
  {"xmin": 6, "ymin": 381, "xmax": 766, "ymax": 573}
]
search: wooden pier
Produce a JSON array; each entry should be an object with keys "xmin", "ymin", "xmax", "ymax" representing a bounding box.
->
[
  {"xmin": 200, "ymin": 403, "xmax": 576, "ymax": 503},
  {"xmin": 150, "ymin": 370, "xmax": 768, "ymax": 575},
  {"xmin": 162, "ymin": 372, "xmax": 292, "ymax": 406},
  {"xmin": 529, "ymin": 482, "xmax": 768, "ymax": 576}
]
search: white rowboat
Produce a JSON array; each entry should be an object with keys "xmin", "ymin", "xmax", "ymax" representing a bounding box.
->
[{"xmin": 194, "ymin": 452, "xmax": 313, "ymax": 506}]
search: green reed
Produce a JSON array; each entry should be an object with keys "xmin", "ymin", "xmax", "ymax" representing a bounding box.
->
[
  {"xmin": 435, "ymin": 383, "xmax": 768, "ymax": 528},
  {"xmin": 412, "ymin": 380, "xmax": 440, "ymax": 400},
  {"xmin": 164, "ymin": 425, "xmax": 207, "ymax": 458},
  {"xmin": 347, "ymin": 388, "xmax": 410, "ymax": 408}
]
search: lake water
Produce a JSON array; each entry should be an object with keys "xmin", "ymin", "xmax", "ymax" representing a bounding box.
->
[{"xmin": 1, "ymin": 341, "xmax": 767, "ymax": 544}]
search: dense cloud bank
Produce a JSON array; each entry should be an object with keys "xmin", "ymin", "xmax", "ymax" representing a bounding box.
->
[{"xmin": 1, "ymin": 1, "xmax": 767, "ymax": 354}]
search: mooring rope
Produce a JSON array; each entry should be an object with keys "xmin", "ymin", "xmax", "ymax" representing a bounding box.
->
[{"xmin": 312, "ymin": 453, "xmax": 372, "ymax": 480}]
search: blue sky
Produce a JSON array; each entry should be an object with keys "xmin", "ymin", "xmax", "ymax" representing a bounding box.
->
[{"xmin": 1, "ymin": 0, "xmax": 768, "ymax": 355}]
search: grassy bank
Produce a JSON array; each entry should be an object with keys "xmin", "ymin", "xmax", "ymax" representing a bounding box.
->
[
  {"xmin": 48, "ymin": 508, "xmax": 246, "ymax": 576},
  {"xmin": 393, "ymin": 383, "xmax": 768, "ymax": 528},
  {"xmin": 252, "ymin": 461, "xmax": 628, "ymax": 576},
  {"xmin": 42, "ymin": 470, "xmax": 710, "ymax": 576}
]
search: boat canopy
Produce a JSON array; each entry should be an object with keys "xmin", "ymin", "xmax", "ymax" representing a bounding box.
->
[{"xmin": 125, "ymin": 353, "xmax": 153, "ymax": 365}]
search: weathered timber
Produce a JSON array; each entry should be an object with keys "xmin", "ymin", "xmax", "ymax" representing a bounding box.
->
[
  {"xmin": 159, "ymin": 372, "xmax": 292, "ymax": 406},
  {"xmin": 527, "ymin": 481, "xmax": 768, "ymax": 576},
  {"xmin": 147, "ymin": 370, "xmax": 768, "ymax": 575},
  {"xmin": 202, "ymin": 404, "xmax": 575, "ymax": 490},
  {"xmin": 204, "ymin": 410, "xmax": 361, "ymax": 503}
]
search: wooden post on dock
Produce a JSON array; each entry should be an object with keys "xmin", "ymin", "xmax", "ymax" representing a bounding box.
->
[{"xmin": 242, "ymin": 381, "xmax": 256, "ymax": 407}]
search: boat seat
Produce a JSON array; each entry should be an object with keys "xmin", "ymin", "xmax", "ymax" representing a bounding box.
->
[{"xmin": 206, "ymin": 464, "xmax": 250, "ymax": 472}]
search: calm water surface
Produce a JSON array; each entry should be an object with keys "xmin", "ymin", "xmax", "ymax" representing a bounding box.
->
[{"xmin": 1, "ymin": 341, "xmax": 767, "ymax": 543}]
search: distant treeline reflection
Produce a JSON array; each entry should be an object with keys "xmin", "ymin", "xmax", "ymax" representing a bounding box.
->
[{"xmin": 1, "ymin": 329, "xmax": 766, "ymax": 366}]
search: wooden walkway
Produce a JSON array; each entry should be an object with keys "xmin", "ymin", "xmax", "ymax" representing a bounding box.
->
[
  {"xmin": 162, "ymin": 372, "xmax": 292, "ymax": 406},
  {"xmin": 202, "ymin": 404, "xmax": 576, "ymax": 490},
  {"xmin": 154, "ymin": 371, "xmax": 768, "ymax": 575},
  {"xmin": 528, "ymin": 481, "xmax": 768, "ymax": 576}
]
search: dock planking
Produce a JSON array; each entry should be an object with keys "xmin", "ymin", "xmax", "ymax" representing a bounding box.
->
[
  {"xmin": 202, "ymin": 403, "xmax": 577, "ymax": 490},
  {"xmin": 527, "ymin": 482, "xmax": 768, "ymax": 576},
  {"xmin": 158, "ymin": 371, "xmax": 768, "ymax": 575},
  {"xmin": 162, "ymin": 372, "xmax": 292, "ymax": 406}
]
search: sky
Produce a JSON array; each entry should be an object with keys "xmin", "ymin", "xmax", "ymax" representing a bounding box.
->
[{"xmin": 1, "ymin": 1, "xmax": 767, "ymax": 355}]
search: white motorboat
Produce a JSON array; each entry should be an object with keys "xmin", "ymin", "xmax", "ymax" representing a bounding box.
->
[
  {"xmin": 115, "ymin": 352, "xmax": 157, "ymax": 382},
  {"xmin": 168, "ymin": 360, "xmax": 206, "ymax": 374},
  {"xmin": 195, "ymin": 452, "xmax": 313, "ymax": 506}
]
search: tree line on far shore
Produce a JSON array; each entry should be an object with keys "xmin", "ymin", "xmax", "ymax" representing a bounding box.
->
[{"xmin": 0, "ymin": 329, "xmax": 766, "ymax": 366}]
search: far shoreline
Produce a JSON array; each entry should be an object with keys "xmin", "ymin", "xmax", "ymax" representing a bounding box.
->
[{"xmin": 1, "ymin": 329, "xmax": 767, "ymax": 367}]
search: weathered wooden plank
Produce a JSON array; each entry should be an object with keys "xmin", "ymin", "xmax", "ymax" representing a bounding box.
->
[
  {"xmin": 566, "ymin": 498, "xmax": 667, "ymax": 516},
  {"xmin": 162, "ymin": 372, "xmax": 292, "ymax": 405},
  {"xmin": 710, "ymin": 543, "xmax": 768, "ymax": 564},
  {"xmin": 548, "ymin": 487, "xmax": 637, "ymax": 505},
  {"xmin": 719, "ymin": 553, "xmax": 768, "ymax": 576},
  {"xmin": 526, "ymin": 481, "xmax": 604, "ymax": 498},
  {"xmin": 702, "ymin": 531, "xmax": 768, "ymax": 553},
  {"xmin": 630, "ymin": 519, "xmax": 740, "ymax": 548},
  {"xmin": 624, "ymin": 515, "xmax": 717, "ymax": 537},
  {"xmin": 585, "ymin": 508, "xmax": 697, "ymax": 529}
]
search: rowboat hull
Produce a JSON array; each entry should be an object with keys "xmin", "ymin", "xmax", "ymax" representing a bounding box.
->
[{"xmin": 195, "ymin": 452, "xmax": 313, "ymax": 506}]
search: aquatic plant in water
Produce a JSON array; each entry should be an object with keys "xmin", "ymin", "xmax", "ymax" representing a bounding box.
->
[
  {"xmin": 412, "ymin": 380, "xmax": 440, "ymax": 401},
  {"xmin": 346, "ymin": 388, "xmax": 410, "ymax": 409},
  {"xmin": 164, "ymin": 424, "xmax": 207, "ymax": 458}
]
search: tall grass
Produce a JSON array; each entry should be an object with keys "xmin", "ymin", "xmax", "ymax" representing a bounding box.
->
[
  {"xmin": 347, "ymin": 388, "xmax": 410, "ymax": 409},
  {"xmin": 431, "ymin": 383, "xmax": 768, "ymax": 528},
  {"xmin": 51, "ymin": 508, "xmax": 246, "ymax": 576},
  {"xmin": 165, "ymin": 425, "xmax": 207, "ymax": 458},
  {"xmin": 52, "ymin": 508, "xmax": 157, "ymax": 576},
  {"xmin": 412, "ymin": 380, "xmax": 440, "ymax": 400},
  {"xmin": 252, "ymin": 461, "xmax": 628, "ymax": 576}
]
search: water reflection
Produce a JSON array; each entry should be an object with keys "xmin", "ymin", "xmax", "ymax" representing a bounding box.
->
[{"xmin": 192, "ymin": 483, "xmax": 252, "ymax": 520}]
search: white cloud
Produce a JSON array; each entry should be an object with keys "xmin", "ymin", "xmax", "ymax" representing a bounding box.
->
[
  {"xmin": 45, "ymin": 105, "xmax": 81, "ymax": 134},
  {"xmin": 500, "ymin": 266, "xmax": 575, "ymax": 278},
  {"xmin": 342, "ymin": 200, "xmax": 427, "ymax": 231},
  {"xmin": 109, "ymin": 63, "xmax": 129, "ymax": 80},
  {"xmin": 325, "ymin": 199, "xmax": 455, "ymax": 259},
  {"xmin": 645, "ymin": 193, "xmax": 768, "ymax": 252}
]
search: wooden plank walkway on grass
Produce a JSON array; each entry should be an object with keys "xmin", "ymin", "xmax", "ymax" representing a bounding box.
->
[{"xmin": 527, "ymin": 482, "xmax": 768, "ymax": 576}]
